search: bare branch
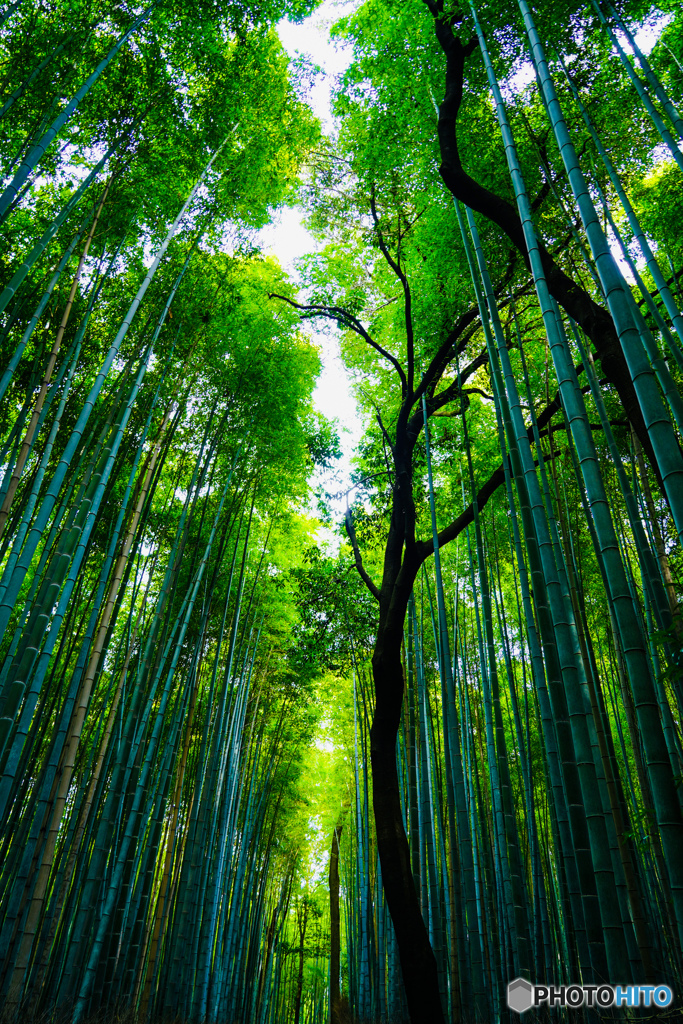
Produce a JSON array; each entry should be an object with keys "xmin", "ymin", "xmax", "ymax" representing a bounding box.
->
[
  {"xmin": 269, "ymin": 292, "xmax": 408, "ymax": 395},
  {"xmin": 370, "ymin": 190, "xmax": 415, "ymax": 395},
  {"xmin": 413, "ymin": 380, "xmax": 595, "ymax": 563},
  {"xmin": 415, "ymin": 447, "xmax": 562, "ymax": 565},
  {"xmin": 412, "ymin": 267, "xmax": 523, "ymax": 410},
  {"xmin": 332, "ymin": 471, "xmax": 391, "ymax": 503},
  {"xmin": 431, "ymin": 387, "xmax": 493, "ymax": 414},
  {"xmin": 344, "ymin": 509, "xmax": 380, "ymax": 601},
  {"xmin": 375, "ymin": 406, "xmax": 395, "ymax": 456},
  {"xmin": 406, "ymin": 345, "xmax": 489, "ymax": 441},
  {"xmin": 537, "ymin": 419, "xmax": 627, "ymax": 439}
]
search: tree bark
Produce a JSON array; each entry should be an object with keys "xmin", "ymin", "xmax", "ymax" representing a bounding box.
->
[
  {"xmin": 425, "ymin": 6, "xmax": 665, "ymax": 491},
  {"xmin": 371, "ymin": 607, "xmax": 446, "ymax": 1024},
  {"xmin": 369, "ymin": 422, "xmax": 447, "ymax": 1024},
  {"xmin": 364, "ymin": 407, "xmax": 565, "ymax": 1023}
]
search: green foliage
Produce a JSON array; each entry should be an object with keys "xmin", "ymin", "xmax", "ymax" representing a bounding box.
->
[
  {"xmin": 288, "ymin": 545, "xmax": 377, "ymax": 678},
  {"xmin": 1, "ymin": 0, "xmax": 683, "ymax": 1021}
]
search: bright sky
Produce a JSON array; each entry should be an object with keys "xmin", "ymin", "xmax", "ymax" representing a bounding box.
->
[{"xmin": 260, "ymin": 0, "xmax": 363, "ymax": 502}]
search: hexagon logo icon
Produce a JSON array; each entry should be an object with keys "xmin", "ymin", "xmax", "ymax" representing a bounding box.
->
[{"xmin": 508, "ymin": 977, "xmax": 534, "ymax": 1014}]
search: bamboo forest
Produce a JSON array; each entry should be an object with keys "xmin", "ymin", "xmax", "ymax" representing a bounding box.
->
[{"xmin": 3, "ymin": 0, "xmax": 683, "ymax": 1021}]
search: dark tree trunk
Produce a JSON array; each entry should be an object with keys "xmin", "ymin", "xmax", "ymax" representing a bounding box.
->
[
  {"xmin": 356, "ymin": 398, "xmax": 571, "ymax": 1023},
  {"xmin": 363, "ymin": 408, "xmax": 526, "ymax": 1022},
  {"xmin": 427, "ymin": 10, "xmax": 666, "ymax": 491},
  {"xmin": 369, "ymin": 428, "xmax": 447, "ymax": 1024},
  {"xmin": 371, "ymin": 618, "xmax": 446, "ymax": 1024}
]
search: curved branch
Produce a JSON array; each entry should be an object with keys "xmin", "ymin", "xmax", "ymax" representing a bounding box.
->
[
  {"xmin": 406, "ymin": 345, "xmax": 489, "ymax": 442},
  {"xmin": 375, "ymin": 406, "xmax": 395, "ymax": 456},
  {"xmin": 423, "ymin": 3, "xmax": 662, "ymax": 485},
  {"xmin": 413, "ymin": 306, "xmax": 480, "ymax": 406},
  {"xmin": 538, "ymin": 419, "xmax": 627, "ymax": 439},
  {"xmin": 415, "ymin": 447, "xmax": 562, "ymax": 564},
  {"xmin": 370, "ymin": 191, "xmax": 415, "ymax": 394},
  {"xmin": 269, "ymin": 293, "xmax": 407, "ymax": 395},
  {"xmin": 414, "ymin": 381, "xmax": 594, "ymax": 563},
  {"xmin": 412, "ymin": 265, "xmax": 523, "ymax": 410},
  {"xmin": 344, "ymin": 509, "xmax": 380, "ymax": 601},
  {"xmin": 416, "ymin": 460, "xmax": 505, "ymax": 564},
  {"xmin": 431, "ymin": 387, "xmax": 493, "ymax": 413}
]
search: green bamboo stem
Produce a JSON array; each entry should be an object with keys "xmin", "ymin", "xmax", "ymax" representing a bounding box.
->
[
  {"xmin": 515, "ymin": 0, "xmax": 683, "ymax": 546},
  {"xmin": 592, "ymin": 1, "xmax": 683, "ymax": 165}
]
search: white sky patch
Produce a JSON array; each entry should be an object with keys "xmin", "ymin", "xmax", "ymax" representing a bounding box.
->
[
  {"xmin": 503, "ymin": 11, "xmax": 673, "ymax": 98},
  {"xmin": 306, "ymin": 815, "xmax": 332, "ymax": 883},
  {"xmin": 608, "ymin": 234, "xmax": 637, "ymax": 283},
  {"xmin": 313, "ymin": 330, "xmax": 363, "ymax": 453},
  {"xmin": 625, "ymin": 12, "xmax": 674, "ymax": 57},
  {"xmin": 259, "ymin": 0, "xmax": 364, "ymax": 529},
  {"xmin": 278, "ymin": 0, "xmax": 358, "ymax": 128},
  {"xmin": 259, "ymin": 205, "xmax": 316, "ymax": 277},
  {"xmin": 314, "ymin": 715, "xmax": 335, "ymax": 752},
  {"xmin": 505, "ymin": 60, "xmax": 535, "ymax": 97}
]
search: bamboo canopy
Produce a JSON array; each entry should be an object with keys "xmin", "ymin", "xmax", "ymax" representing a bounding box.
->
[{"xmin": 0, "ymin": 0, "xmax": 682, "ymax": 1021}]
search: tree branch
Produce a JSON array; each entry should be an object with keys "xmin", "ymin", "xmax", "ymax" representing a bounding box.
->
[
  {"xmin": 412, "ymin": 263, "xmax": 523, "ymax": 410},
  {"xmin": 344, "ymin": 509, "xmax": 380, "ymax": 601},
  {"xmin": 537, "ymin": 418, "xmax": 627, "ymax": 439},
  {"xmin": 370, "ymin": 191, "xmax": 415, "ymax": 395},
  {"xmin": 415, "ymin": 447, "xmax": 562, "ymax": 565},
  {"xmin": 269, "ymin": 292, "xmax": 408, "ymax": 395},
  {"xmin": 413, "ymin": 378, "xmax": 597, "ymax": 562},
  {"xmin": 405, "ymin": 345, "xmax": 489, "ymax": 442},
  {"xmin": 422, "ymin": 1, "xmax": 663, "ymax": 487}
]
